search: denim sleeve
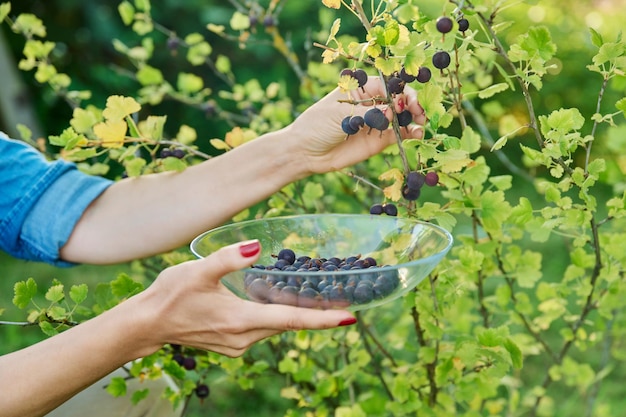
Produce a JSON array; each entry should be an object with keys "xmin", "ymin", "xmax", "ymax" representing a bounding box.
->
[{"xmin": 0, "ymin": 133, "xmax": 113, "ymax": 266}]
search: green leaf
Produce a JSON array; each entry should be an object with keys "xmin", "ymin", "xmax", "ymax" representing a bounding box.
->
[
  {"xmin": 0, "ymin": 2, "xmax": 11, "ymax": 22},
  {"xmin": 374, "ymin": 56, "xmax": 401, "ymax": 76},
  {"xmin": 70, "ymin": 107, "xmax": 99, "ymax": 134},
  {"xmin": 110, "ymin": 274, "xmax": 144, "ymax": 299},
  {"xmin": 504, "ymin": 337, "xmax": 523, "ymax": 369},
  {"xmin": 136, "ymin": 65, "xmax": 164, "ymax": 86},
  {"xmin": 106, "ymin": 377, "xmax": 127, "ymax": 397},
  {"xmin": 142, "ymin": 115, "xmax": 167, "ymax": 140},
  {"xmin": 134, "ymin": 0, "xmax": 151, "ymax": 12},
  {"xmin": 230, "ymin": 11, "xmax": 250, "ymax": 31},
  {"xmin": 488, "ymin": 175, "xmax": 512, "ymax": 191},
  {"xmin": 39, "ymin": 321, "xmax": 58, "ymax": 337},
  {"xmin": 49, "ymin": 127, "xmax": 87, "ymax": 150},
  {"xmin": 326, "ymin": 18, "xmax": 341, "ymax": 44},
  {"xmin": 616, "ymin": 97, "xmax": 626, "ymax": 116},
  {"xmin": 118, "ymin": 1, "xmax": 135, "ymax": 26},
  {"xmin": 131, "ymin": 389, "xmax": 150, "ymax": 405},
  {"xmin": 480, "ymin": 190, "xmax": 511, "ymax": 234},
  {"xmin": 69, "ymin": 284, "xmax": 88, "ymax": 304},
  {"xmin": 478, "ymin": 82, "xmax": 509, "ymax": 99},
  {"xmin": 177, "ymin": 72, "xmax": 204, "ymax": 94},
  {"xmin": 13, "ymin": 13, "xmax": 47, "ymax": 38},
  {"xmin": 383, "ymin": 20, "xmax": 400, "ymax": 46},
  {"xmin": 301, "ymin": 182, "xmax": 324, "ymax": 208},
  {"xmin": 460, "ymin": 126, "xmax": 482, "ymax": 153},
  {"xmin": 589, "ymin": 27, "xmax": 603, "ymax": 48},
  {"xmin": 45, "ymin": 284, "xmax": 65, "ymax": 303},
  {"xmin": 520, "ymin": 26, "xmax": 557, "ymax": 61},
  {"xmin": 187, "ymin": 41, "xmax": 212, "ymax": 66},
  {"xmin": 13, "ymin": 278, "xmax": 38, "ymax": 309},
  {"xmin": 593, "ymin": 42, "xmax": 625, "ymax": 66},
  {"xmin": 162, "ymin": 157, "xmax": 187, "ymax": 172},
  {"xmin": 124, "ymin": 157, "xmax": 147, "ymax": 177},
  {"xmin": 542, "ymin": 108, "xmax": 585, "ymax": 134}
]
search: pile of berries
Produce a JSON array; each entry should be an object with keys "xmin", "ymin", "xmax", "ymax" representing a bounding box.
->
[{"xmin": 244, "ymin": 248, "xmax": 400, "ymax": 308}]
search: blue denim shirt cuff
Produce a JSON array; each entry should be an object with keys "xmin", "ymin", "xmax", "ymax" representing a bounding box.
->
[{"xmin": 20, "ymin": 168, "xmax": 113, "ymax": 267}]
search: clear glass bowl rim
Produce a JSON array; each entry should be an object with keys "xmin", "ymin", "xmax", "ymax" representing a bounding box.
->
[{"xmin": 189, "ymin": 213, "xmax": 454, "ymax": 277}]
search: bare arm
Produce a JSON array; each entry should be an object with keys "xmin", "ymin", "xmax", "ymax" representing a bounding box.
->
[
  {"xmin": 60, "ymin": 78, "xmax": 425, "ymax": 264},
  {"xmin": 0, "ymin": 241, "xmax": 358, "ymax": 417}
]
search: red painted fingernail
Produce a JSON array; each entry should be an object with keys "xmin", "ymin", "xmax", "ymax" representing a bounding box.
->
[
  {"xmin": 338, "ymin": 317, "xmax": 357, "ymax": 327},
  {"xmin": 239, "ymin": 240, "xmax": 260, "ymax": 258},
  {"xmin": 398, "ymin": 98, "xmax": 405, "ymax": 111}
]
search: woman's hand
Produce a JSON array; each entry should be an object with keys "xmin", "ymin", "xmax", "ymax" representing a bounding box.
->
[
  {"xmin": 136, "ymin": 240, "xmax": 357, "ymax": 357},
  {"xmin": 288, "ymin": 76, "xmax": 426, "ymax": 175}
]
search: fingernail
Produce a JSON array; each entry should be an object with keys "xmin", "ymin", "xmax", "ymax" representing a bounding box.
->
[
  {"xmin": 239, "ymin": 240, "xmax": 260, "ymax": 258},
  {"xmin": 398, "ymin": 98, "xmax": 405, "ymax": 111},
  {"xmin": 338, "ymin": 317, "xmax": 357, "ymax": 327}
]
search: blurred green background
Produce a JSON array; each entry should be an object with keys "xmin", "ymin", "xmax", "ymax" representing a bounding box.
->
[{"xmin": 2, "ymin": 0, "xmax": 626, "ymax": 416}]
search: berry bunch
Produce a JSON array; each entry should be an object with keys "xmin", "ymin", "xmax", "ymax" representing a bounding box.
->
[
  {"xmin": 160, "ymin": 148, "xmax": 185, "ymax": 159},
  {"xmin": 340, "ymin": 68, "xmax": 369, "ymax": 91},
  {"xmin": 341, "ymin": 115, "xmax": 365, "ymax": 135},
  {"xmin": 244, "ymin": 248, "xmax": 400, "ymax": 308},
  {"xmin": 369, "ymin": 203, "xmax": 398, "ymax": 216},
  {"xmin": 402, "ymin": 171, "xmax": 439, "ymax": 201}
]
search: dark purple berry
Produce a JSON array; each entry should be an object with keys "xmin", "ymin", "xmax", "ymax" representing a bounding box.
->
[
  {"xmin": 406, "ymin": 171, "xmax": 426, "ymax": 190},
  {"xmin": 436, "ymin": 16, "xmax": 454, "ymax": 34},
  {"xmin": 248, "ymin": 278, "xmax": 270, "ymax": 302},
  {"xmin": 432, "ymin": 51, "xmax": 451, "ymax": 70},
  {"xmin": 402, "ymin": 186, "xmax": 421, "ymax": 201},
  {"xmin": 353, "ymin": 284, "xmax": 374, "ymax": 304},
  {"xmin": 416, "ymin": 67, "xmax": 432, "ymax": 83},
  {"xmin": 340, "ymin": 68, "xmax": 355, "ymax": 78},
  {"xmin": 195, "ymin": 383, "xmax": 210, "ymax": 399},
  {"xmin": 249, "ymin": 14, "xmax": 259, "ymax": 27},
  {"xmin": 342, "ymin": 116, "xmax": 359, "ymax": 135},
  {"xmin": 172, "ymin": 353, "xmax": 185, "ymax": 366},
  {"xmin": 278, "ymin": 248, "xmax": 296, "ymax": 265},
  {"xmin": 160, "ymin": 149, "xmax": 172, "ymax": 158},
  {"xmin": 399, "ymin": 67, "xmax": 416, "ymax": 83},
  {"xmin": 370, "ymin": 203, "xmax": 384, "ymax": 215},
  {"xmin": 387, "ymin": 76, "xmax": 405, "ymax": 95},
  {"xmin": 425, "ymin": 171, "xmax": 439, "ymax": 186},
  {"xmin": 397, "ymin": 110, "xmax": 413, "ymax": 127},
  {"xmin": 263, "ymin": 15, "xmax": 275, "ymax": 27},
  {"xmin": 183, "ymin": 356, "xmax": 197, "ymax": 370},
  {"xmin": 383, "ymin": 203, "xmax": 398, "ymax": 216},
  {"xmin": 171, "ymin": 149, "xmax": 185, "ymax": 159},
  {"xmin": 353, "ymin": 69, "xmax": 368, "ymax": 88},
  {"xmin": 348, "ymin": 115, "xmax": 365, "ymax": 131},
  {"xmin": 363, "ymin": 108, "xmax": 388, "ymax": 132},
  {"xmin": 457, "ymin": 18, "xmax": 470, "ymax": 32},
  {"xmin": 167, "ymin": 37, "xmax": 180, "ymax": 52}
]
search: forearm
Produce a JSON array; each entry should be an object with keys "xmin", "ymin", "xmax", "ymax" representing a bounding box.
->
[
  {"xmin": 60, "ymin": 125, "xmax": 307, "ymax": 264},
  {"xmin": 0, "ymin": 298, "xmax": 155, "ymax": 417}
]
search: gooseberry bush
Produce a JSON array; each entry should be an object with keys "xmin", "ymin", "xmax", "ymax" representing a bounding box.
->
[{"xmin": 2, "ymin": 0, "xmax": 626, "ymax": 416}]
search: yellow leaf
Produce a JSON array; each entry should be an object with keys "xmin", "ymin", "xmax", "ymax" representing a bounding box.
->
[
  {"xmin": 225, "ymin": 127, "xmax": 257, "ymax": 148},
  {"xmin": 102, "ymin": 95, "xmax": 141, "ymax": 121},
  {"xmin": 337, "ymin": 74, "xmax": 359, "ymax": 93},
  {"xmin": 322, "ymin": 0, "xmax": 341, "ymax": 9},
  {"xmin": 322, "ymin": 48, "xmax": 341, "ymax": 64},
  {"xmin": 210, "ymin": 138, "xmax": 231, "ymax": 151},
  {"xmin": 93, "ymin": 120, "xmax": 127, "ymax": 148},
  {"xmin": 225, "ymin": 127, "xmax": 244, "ymax": 147},
  {"xmin": 379, "ymin": 168, "xmax": 404, "ymax": 201}
]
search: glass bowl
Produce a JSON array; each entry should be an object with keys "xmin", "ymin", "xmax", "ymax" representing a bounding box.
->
[{"xmin": 190, "ymin": 214, "xmax": 453, "ymax": 311}]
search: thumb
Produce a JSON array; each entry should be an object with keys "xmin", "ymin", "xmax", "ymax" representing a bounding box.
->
[{"xmin": 196, "ymin": 239, "xmax": 262, "ymax": 285}]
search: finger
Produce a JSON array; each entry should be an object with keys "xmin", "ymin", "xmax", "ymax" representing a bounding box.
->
[
  {"xmin": 192, "ymin": 239, "xmax": 262, "ymax": 285},
  {"xmin": 239, "ymin": 302, "xmax": 358, "ymax": 332}
]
